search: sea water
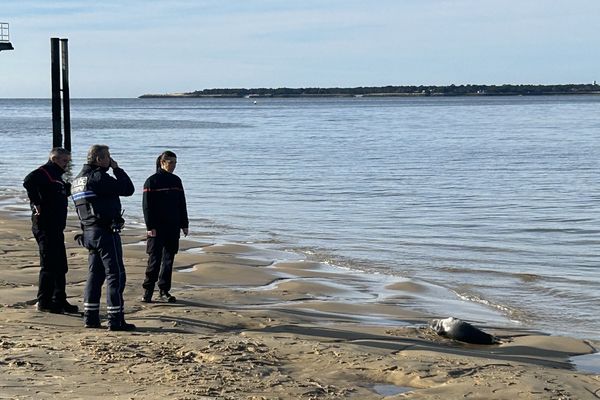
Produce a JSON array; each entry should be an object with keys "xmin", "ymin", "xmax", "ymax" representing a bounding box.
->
[{"xmin": 1, "ymin": 96, "xmax": 598, "ymax": 340}]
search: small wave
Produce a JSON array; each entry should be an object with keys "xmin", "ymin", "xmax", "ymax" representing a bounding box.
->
[
  {"xmin": 71, "ymin": 118, "xmax": 249, "ymax": 130},
  {"xmin": 518, "ymin": 227, "xmax": 600, "ymax": 234},
  {"xmin": 436, "ymin": 265, "xmax": 542, "ymax": 282},
  {"xmin": 452, "ymin": 289, "xmax": 529, "ymax": 322}
]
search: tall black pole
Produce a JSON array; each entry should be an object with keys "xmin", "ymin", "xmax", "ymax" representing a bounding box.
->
[
  {"xmin": 50, "ymin": 38, "xmax": 62, "ymax": 148},
  {"xmin": 61, "ymin": 39, "xmax": 71, "ymax": 152}
]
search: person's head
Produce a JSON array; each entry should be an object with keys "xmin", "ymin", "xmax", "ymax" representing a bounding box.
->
[
  {"xmin": 49, "ymin": 147, "xmax": 71, "ymax": 171},
  {"xmin": 87, "ymin": 144, "xmax": 111, "ymax": 168},
  {"xmin": 156, "ymin": 150, "xmax": 177, "ymax": 173}
]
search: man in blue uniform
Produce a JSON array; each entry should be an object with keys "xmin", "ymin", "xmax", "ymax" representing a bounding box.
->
[
  {"xmin": 23, "ymin": 147, "xmax": 78, "ymax": 314},
  {"xmin": 71, "ymin": 144, "xmax": 135, "ymax": 330}
]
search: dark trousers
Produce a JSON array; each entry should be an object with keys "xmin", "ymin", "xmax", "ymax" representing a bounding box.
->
[
  {"xmin": 143, "ymin": 233, "xmax": 179, "ymax": 293},
  {"xmin": 81, "ymin": 227, "xmax": 126, "ymax": 325},
  {"xmin": 32, "ymin": 227, "xmax": 68, "ymax": 307}
]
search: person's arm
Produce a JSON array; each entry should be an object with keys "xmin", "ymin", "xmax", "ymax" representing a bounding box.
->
[
  {"xmin": 111, "ymin": 164, "xmax": 135, "ymax": 196},
  {"xmin": 64, "ymin": 181, "xmax": 72, "ymax": 197},
  {"xmin": 90, "ymin": 165, "xmax": 135, "ymax": 197},
  {"xmin": 179, "ymin": 177, "xmax": 189, "ymax": 236},
  {"xmin": 23, "ymin": 170, "xmax": 43, "ymax": 214},
  {"xmin": 142, "ymin": 177, "xmax": 156, "ymax": 237}
]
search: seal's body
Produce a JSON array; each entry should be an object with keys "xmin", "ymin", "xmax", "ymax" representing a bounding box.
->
[{"xmin": 429, "ymin": 317, "xmax": 497, "ymax": 345}]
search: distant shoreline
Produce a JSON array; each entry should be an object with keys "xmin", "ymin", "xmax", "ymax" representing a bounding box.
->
[{"xmin": 139, "ymin": 83, "xmax": 600, "ymax": 98}]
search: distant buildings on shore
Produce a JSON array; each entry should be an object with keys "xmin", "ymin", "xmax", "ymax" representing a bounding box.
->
[{"xmin": 140, "ymin": 83, "xmax": 600, "ymax": 99}]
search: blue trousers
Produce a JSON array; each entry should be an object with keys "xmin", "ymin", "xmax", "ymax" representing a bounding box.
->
[{"xmin": 82, "ymin": 227, "xmax": 126, "ymax": 326}]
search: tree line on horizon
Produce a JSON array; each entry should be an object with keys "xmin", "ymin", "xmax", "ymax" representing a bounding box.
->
[{"xmin": 140, "ymin": 83, "xmax": 600, "ymax": 98}]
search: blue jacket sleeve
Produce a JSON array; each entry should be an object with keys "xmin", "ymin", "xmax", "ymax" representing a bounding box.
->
[{"xmin": 89, "ymin": 168, "xmax": 135, "ymax": 197}]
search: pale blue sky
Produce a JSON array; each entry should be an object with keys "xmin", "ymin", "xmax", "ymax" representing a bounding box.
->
[{"xmin": 1, "ymin": 0, "xmax": 599, "ymax": 98}]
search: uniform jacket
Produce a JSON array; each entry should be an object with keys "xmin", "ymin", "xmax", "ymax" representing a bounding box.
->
[
  {"xmin": 23, "ymin": 161, "xmax": 70, "ymax": 230},
  {"xmin": 71, "ymin": 164, "xmax": 135, "ymax": 229},
  {"xmin": 142, "ymin": 169, "xmax": 188, "ymax": 233}
]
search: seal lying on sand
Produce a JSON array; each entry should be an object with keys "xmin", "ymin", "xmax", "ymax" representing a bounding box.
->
[{"xmin": 429, "ymin": 317, "xmax": 498, "ymax": 345}]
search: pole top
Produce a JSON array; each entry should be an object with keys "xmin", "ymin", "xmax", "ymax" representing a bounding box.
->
[{"xmin": 0, "ymin": 22, "xmax": 14, "ymax": 51}]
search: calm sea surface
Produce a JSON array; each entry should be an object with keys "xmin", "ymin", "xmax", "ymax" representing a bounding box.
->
[{"xmin": 1, "ymin": 96, "xmax": 599, "ymax": 340}]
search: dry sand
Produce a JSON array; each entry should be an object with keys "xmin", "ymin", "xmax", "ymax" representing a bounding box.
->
[{"xmin": 0, "ymin": 208, "xmax": 599, "ymax": 399}]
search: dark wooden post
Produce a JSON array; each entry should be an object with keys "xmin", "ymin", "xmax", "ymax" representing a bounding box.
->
[
  {"xmin": 0, "ymin": 22, "xmax": 14, "ymax": 51},
  {"xmin": 61, "ymin": 39, "xmax": 71, "ymax": 152},
  {"xmin": 50, "ymin": 38, "xmax": 62, "ymax": 148}
]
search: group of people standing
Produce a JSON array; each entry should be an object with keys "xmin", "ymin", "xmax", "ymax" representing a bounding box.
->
[{"xmin": 23, "ymin": 144, "xmax": 188, "ymax": 331}]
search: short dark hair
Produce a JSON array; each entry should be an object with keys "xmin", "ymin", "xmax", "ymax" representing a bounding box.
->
[
  {"xmin": 49, "ymin": 147, "xmax": 70, "ymax": 160},
  {"xmin": 87, "ymin": 144, "xmax": 110, "ymax": 164}
]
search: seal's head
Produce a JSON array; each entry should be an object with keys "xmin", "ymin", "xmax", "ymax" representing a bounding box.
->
[{"xmin": 429, "ymin": 317, "xmax": 459, "ymax": 335}]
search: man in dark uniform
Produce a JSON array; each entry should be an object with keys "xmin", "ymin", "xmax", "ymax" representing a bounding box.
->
[
  {"xmin": 71, "ymin": 144, "xmax": 135, "ymax": 331},
  {"xmin": 141, "ymin": 151, "xmax": 189, "ymax": 303},
  {"xmin": 23, "ymin": 147, "xmax": 78, "ymax": 314}
]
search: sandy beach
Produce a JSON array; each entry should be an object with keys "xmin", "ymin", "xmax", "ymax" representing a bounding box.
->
[{"xmin": 0, "ymin": 207, "xmax": 599, "ymax": 400}]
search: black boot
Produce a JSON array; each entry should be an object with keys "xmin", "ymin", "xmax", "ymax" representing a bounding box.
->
[
  {"xmin": 61, "ymin": 300, "xmax": 79, "ymax": 314},
  {"xmin": 84, "ymin": 312, "xmax": 101, "ymax": 329},
  {"xmin": 37, "ymin": 302, "xmax": 63, "ymax": 314},
  {"xmin": 108, "ymin": 322, "xmax": 136, "ymax": 331},
  {"xmin": 141, "ymin": 289, "xmax": 153, "ymax": 303},
  {"xmin": 108, "ymin": 313, "xmax": 136, "ymax": 331},
  {"xmin": 159, "ymin": 290, "xmax": 176, "ymax": 303}
]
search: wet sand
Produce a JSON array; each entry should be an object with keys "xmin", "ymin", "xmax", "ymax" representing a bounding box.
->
[{"xmin": 0, "ymin": 208, "xmax": 599, "ymax": 399}]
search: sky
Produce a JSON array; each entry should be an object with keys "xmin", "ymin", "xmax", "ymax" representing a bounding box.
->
[{"xmin": 1, "ymin": 0, "xmax": 599, "ymax": 98}]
